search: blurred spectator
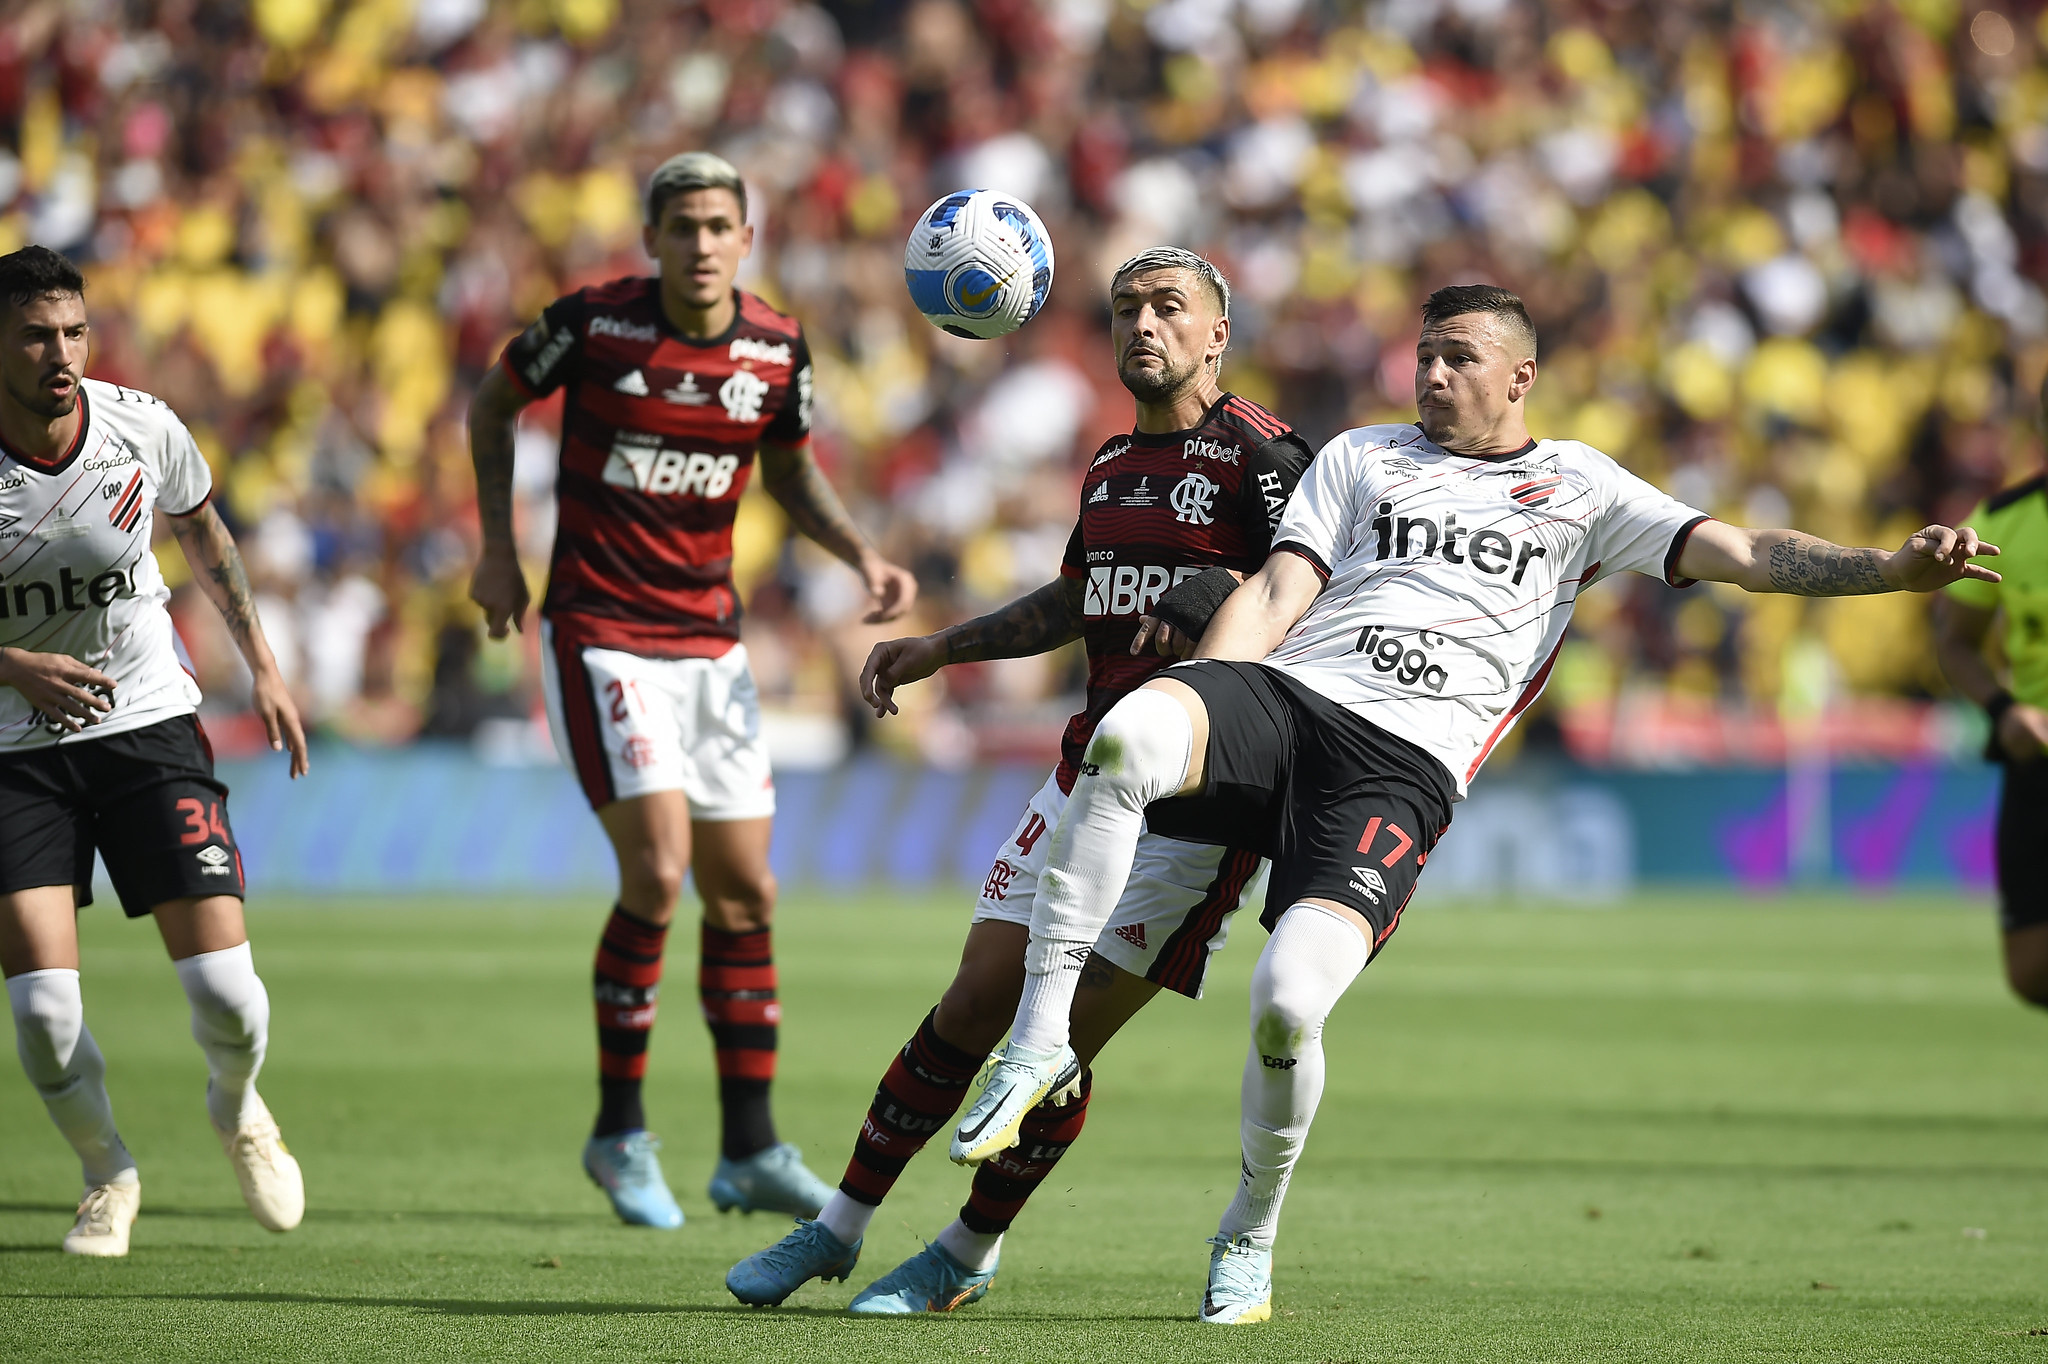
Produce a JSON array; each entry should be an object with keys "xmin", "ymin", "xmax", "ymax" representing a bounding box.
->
[{"xmin": 14, "ymin": 0, "xmax": 2048, "ymax": 765}]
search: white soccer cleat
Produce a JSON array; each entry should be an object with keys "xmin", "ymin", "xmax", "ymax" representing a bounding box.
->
[
  {"xmin": 63, "ymin": 1178, "xmax": 140, "ymax": 1257},
  {"xmin": 1199, "ymin": 1233, "xmax": 1274, "ymax": 1324},
  {"xmin": 948, "ymin": 1042, "xmax": 1082, "ymax": 1166},
  {"xmin": 217, "ymin": 1095, "xmax": 304, "ymax": 1232}
]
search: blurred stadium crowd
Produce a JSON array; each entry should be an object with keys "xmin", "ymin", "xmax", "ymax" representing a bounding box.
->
[{"xmin": 8, "ymin": 0, "xmax": 2048, "ymax": 765}]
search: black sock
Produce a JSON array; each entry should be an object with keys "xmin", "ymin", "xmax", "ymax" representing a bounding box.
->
[
  {"xmin": 595, "ymin": 1078, "xmax": 646, "ymax": 1139},
  {"xmin": 720, "ymin": 1077, "xmax": 776, "ymax": 1160}
]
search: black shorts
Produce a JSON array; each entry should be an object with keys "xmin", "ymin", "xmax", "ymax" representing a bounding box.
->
[
  {"xmin": 1997, "ymin": 760, "xmax": 2048, "ymax": 932},
  {"xmin": 0, "ymin": 714, "xmax": 246, "ymax": 916},
  {"xmin": 1144, "ymin": 660, "xmax": 1455, "ymax": 953}
]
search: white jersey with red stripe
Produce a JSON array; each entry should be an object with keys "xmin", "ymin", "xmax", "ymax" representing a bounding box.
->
[
  {"xmin": 1262, "ymin": 423, "xmax": 1708, "ymax": 797},
  {"xmin": 0, "ymin": 378, "xmax": 211, "ymax": 751}
]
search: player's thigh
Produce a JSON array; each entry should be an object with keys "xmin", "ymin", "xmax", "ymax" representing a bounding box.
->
[
  {"xmin": 0, "ymin": 886, "xmax": 83, "ymax": 977},
  {"xmin": 152, "ymin": 895, "xmax": 249, "ymax": 961},
  {"xmin": 1092, "ymin": 833, "xmax": 1265, "ymax": 1001},
  {"xmin": 1995, "ymin": 762, "xmax": 2048, "ymax": 1002},
  {"xmin": 597, "ymin": 790, "xmax": 695, "ymax": 920},
  {"xmin": 543, "ymin": 629, "xmax": 691, "ymax": 811},
  {"xmin": 971, "ymin": 774, "xmax": 1066, "ymax": 932},
  {"xmin": 1135, "ymin": 676, "xmax": 1212, "ymax": 796},
  {"xmin": 91, "ymin": 749, "xmax": 248, "ymax": 926},
  {"xmin": 691, "ymin": 815, "xmax": 775, "ymax": 932},
  {"xmin": 933, "ymin": 917, "xmax": 1029, "ymax": 1055},
  {"xmin": 1069, "ymin": 950, "xmax": 1161, "ymax": 1068}
]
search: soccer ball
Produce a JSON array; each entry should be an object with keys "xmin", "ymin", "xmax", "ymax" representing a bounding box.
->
[{"xmin": 903, "ymin": 189, "xmax": 1055, "ymax": 339}]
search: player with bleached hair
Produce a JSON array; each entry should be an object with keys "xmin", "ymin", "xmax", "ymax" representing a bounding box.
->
[
  {"xmin": 952, "ymin": 282, "xmax": 2000, "ymax": 1323},
  {"xmin": 0, "ymin": 246, "xmax": 311, "ymax": 1257},
  {"xmin": 725, "ymin": 247, "xmax": 1313, "ymax": 1312}
]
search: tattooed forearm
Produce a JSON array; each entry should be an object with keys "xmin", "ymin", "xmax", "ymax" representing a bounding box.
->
[
  {"xmin": 172, "ymin": 503, "xmax": 262, "ymax": 652},
  {"xmin": 1764, "ymin": 535, "xmax": 1890, "ymax": 596},
  {"xmin": 468, "ymin": 365, "xmax": 525, "ymax": 549},
  {"xmin": 759, "ymin": 442, "xmax": 869, "ymax": 567},
  {"xmin": 940, "ymin": 578, "xmax": 1085, "ymax": 664}
]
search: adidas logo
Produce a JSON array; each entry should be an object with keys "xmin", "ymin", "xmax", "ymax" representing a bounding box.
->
[
  {"xmin": 1089, "ymin": 482, "xmax": 1109, "ymax": 504},
  {"xmin": 1114, "ymin": 922, "xmax": 1146, "ymax": 950},
  {"xmin": 613, "ymin": 369, "xmax": 650, "ymax": 396}
]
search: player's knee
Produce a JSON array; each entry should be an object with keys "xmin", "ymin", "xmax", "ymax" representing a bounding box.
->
[
  {"xmin": 8, "ymin": 972, "xmax": 85, "ymax": 1083},
  {"xmin": 622, "ymin": 852, "xmax": 689, "ymax": 911},
  {"xmin": 2007, "ymin": 958, "xmax": 2048, "ymax": 1008},
  {"xmin": 1249, "ymin": 992, "xmax": 1321, "ymax": 1059},
  {"xmin": 1081, "ymin": 688, "xmax": 1192, "ymax": 801},
  {"xmin": 702, "ymin": 871, "xmax": 775, "ymax": 932}
]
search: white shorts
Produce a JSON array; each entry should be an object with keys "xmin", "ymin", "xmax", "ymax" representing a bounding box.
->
[
  {"xmin": 973, "ymin": 771, "xmax": 1266, "ymax": 999},
  {"xmin": 541, "ymin": 623, "xmax": 776, "ymax": 820}
]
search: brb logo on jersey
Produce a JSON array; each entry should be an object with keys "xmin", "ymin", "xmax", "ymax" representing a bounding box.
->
[
  {"xmin": 1171, "ymin": 472, "xmax": 1217, "ymax": 525},
  {"xmin": 1086, "ymin": 564, "xmax": 1203, "ymax": 617},
  {"xmin": 602, "ymin": 437, "xmax": 740, "ymax": 498}
]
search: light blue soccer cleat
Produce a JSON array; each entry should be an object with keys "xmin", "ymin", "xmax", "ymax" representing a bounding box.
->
[
  {"xmin": 709, "ymin": 1142, "xmax": 834, "ymax": 1217},
  {"xmin": 725, "ymin": 1218, "xmax": 862, "ymax": 1306},
  {"xmin": 582, "ymin": 1130, "xmax": 684, "ymax": 1229},
  {"xmin": 948, "ymin": 1042, "xmax": 1081, "ymax": 1166},
  {"xmin": 1198, "ymin": 1233, "xmax": 1273, "ymax": 1324},
  {"xmin": 847, "ymin": 1240, "xmax": 997, "ymax": 1316}
]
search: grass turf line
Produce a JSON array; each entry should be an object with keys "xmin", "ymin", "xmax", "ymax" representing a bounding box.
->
[{"xmin": 2, "ymin": 891, "xmax": 2046, "ymax": 1362}]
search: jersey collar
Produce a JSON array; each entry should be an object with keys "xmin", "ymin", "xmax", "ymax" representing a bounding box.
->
[
  {"xmin": 0, "ymin": 384, "xmax": 91, "ymax": 476},
  {"xmin": 1128, "ymin": 392, "xmax": 1235, "ymax": 445},
  {"xmin": 652, "ymin": 280, "xmax": 744, "ymax": 350},
  {"xmin": 1411, "ymin": 424, "xmax": 1538, "ymax": 463}
]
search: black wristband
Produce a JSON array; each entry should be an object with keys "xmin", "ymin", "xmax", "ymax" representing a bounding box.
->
[
  {"xmin": 1986, "ymin": 690, "xmax": 2016, "ymax": 726},
  {"xmin": 1152, "ymin": 566, "xmax": 1239, "ymax": 640}
]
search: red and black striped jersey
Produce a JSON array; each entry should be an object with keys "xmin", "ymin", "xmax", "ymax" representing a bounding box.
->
[
  {"xmin": 499, "ymin": 279, "xmax": 813, "ymax": 657},
  {"xmin": 1055, "ymin": 393, "xmax": 1313, "ymax": 791}
]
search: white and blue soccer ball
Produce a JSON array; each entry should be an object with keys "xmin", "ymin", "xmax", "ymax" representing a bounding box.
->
[{"xmin": 903, "ymin": 189, "xmax": 1055, "ymax": 339}]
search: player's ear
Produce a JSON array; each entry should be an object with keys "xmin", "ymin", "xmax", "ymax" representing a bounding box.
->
[
  {"xmin": 641, "ymin": 221, "xmax": 658, "ymax": 261},
  {"xmin": 739, "ymin": 221, "xmax": 755, "ymax": 258},
  {"xmin": 1210, "ymin": 313, "xmax": 1230, "ymax": 365},
  {"xmin": 1509, "ymin": 356, "xmax": 1537, "ymax": 403}
]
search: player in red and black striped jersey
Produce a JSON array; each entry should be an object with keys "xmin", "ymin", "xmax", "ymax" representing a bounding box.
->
[
  {"xmin": 725, "ymin": 248, "xmax": 1313, "ymax": 1312},
  {"xmin": 467, "ymin": 153, "xmax": 917, "ymax": 1231}
]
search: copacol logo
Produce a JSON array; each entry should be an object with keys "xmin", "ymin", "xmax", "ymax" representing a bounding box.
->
[{"xmin": 1354, "ymin": 624, "xmax": 1449, "ymax": 692}]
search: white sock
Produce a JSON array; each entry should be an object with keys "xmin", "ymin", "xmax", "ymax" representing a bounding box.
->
[
  {"xmin": 8, "ymin": 969, "xmax": 137, "ymax": 1189},
  {"xmin": 1218, "ymin": 904, "xmax": 1370, "ymax": 1249},
  {"xmin": 817, "ymin": 1190, "xmax": 873, "ymax": 1245},
  {"xmin": 1013, "ymin": 688, "xmax": 1193, "ymax": 1055},
  {"xmin": 173, "ymin": 942, "xmax": 270, "ymax": 1131},
  {"xmin": 935, "ymin": 1218, "xmax": 1003, "ymax": 1272}
]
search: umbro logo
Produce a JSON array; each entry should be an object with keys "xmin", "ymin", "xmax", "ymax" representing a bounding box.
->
[
  {"xmin": 1349, "ymin": 866, "xmax": 1386, "ymax": 903},
  {"xmin": 613, "ymin": 369, "xmax": 650, "ymax": 396},
  {"xmin": 196, "ymin": 845, "xmax": 233, "ymax": 876},
  {"xmin": 1382, "ymin": 456, "xmax": 1422, "ymax": 473}
]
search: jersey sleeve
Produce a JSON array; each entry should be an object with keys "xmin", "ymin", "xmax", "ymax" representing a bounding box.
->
[
  {"xmin": 156, "ymin": 412, "xmax": 214, "ymax": 516},
  {"xmin": 498, "ymin": 292, "xmax": 586, "ymax": 399},
  {"xmin": 763, "ymin": 330, "xmax": 814, "ymax": 447},
  {"xmin": 1060, "ymin": 516, "xmax": 1085, "ymax": 579},
  {"xmin": 1583, "ymin": 460, "xmax": 1711, "ymax": 587},
  {"xmin": 1269, "ymin": 432, "xmax": 1365, "ymax": 580},
  {"xmin": 1945, "ymin": 500, "xmax": 2001, "ymax": 610},
  {"xmin": 1237, "ymin": 432, "xmax": 1314, "ymax": 557}
]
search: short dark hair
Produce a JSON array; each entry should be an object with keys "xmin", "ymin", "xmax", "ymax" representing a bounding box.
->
[
  {"xmin": 0, "ymin": 245, "xmax": 86, "ymax": 313},
  {"xmin": 1421, "ymin": 283, "xmax": 1537, "ymax": 360}
]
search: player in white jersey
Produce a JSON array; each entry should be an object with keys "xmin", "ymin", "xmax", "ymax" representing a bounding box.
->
[
  {"xmin": 951, "ymin": 283, "xmax": 1999, "ymax": 1322},
  {"xmin": 0, "ymin": 247, "xmax": 310, "ymax": 1257}
]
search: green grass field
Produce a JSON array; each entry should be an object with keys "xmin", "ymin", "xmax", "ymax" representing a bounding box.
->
[{"xmin": 4, "ymin": 891, "xmax": 2048, "ymax": 1362}]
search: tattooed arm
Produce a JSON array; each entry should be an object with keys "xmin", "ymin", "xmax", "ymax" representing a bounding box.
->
[
  {"xmin": 170, "ymin": 502, "xmax": 309, "ymax": 776},
  {"xmin": 758, "ymin": 440, "xmax": 918, "ymax": 626},
  {"xmin": 858, "ymin": 577, "xmax": 1085, "ymax": 717},
  {"xmin": 1675, "ymin": 521, "xmax": 2002, "ymax": 596},
  {"xmin": 467, "ymin": 363, "xmax": 533, "ymax": 639}
]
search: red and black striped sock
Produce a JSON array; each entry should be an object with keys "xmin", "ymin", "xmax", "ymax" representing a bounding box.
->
[
  {"xmin": 593, "ymin": 903, "xmax": 667, "ymax": 1138},
  {"xmin": 701, "ymin": 924, "xmax": 779, "ymax": 1161},
  {"xmin": 839, "ymin": 1008, "xmax": 984, "ymax": 1206},
  {"xmin": 960, "ymin": 1070, "xmax": 1093, "ymax": 1234}
]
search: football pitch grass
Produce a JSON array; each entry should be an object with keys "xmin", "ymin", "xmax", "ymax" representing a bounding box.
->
[{"xmin": 4, "ymin": 892, "xmax": 2048, "ymax": 1362}]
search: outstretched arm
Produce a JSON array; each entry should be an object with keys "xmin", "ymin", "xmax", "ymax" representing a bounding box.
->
[
  {"xmin": 170, "ymin": 502, "xmax": 309, "ymax": 777},
  {"xmin": 1195, "ymin": 549, "xmax": 1325, "ymax": 661},
  {"xmin": 859, "ymin": 576, "xmax": 1084, "ymax": 716},
  {"xmin": 759, "ymin": 440, "xmax": 918, "ymax": 625},
  {"xmin": 1675, "ymin": 521, "xmax": 2000, "ymax": 595},
  {"xmin": 467, "ymin": 363, "xmax": 533, "ymax": 639}
]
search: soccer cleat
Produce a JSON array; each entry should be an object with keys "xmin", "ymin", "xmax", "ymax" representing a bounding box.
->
[
  {"xmin": 583, "ymin": 1130, "xmax": 685, "ymax": 1229},
  {"xmin": 709, "ymin": 1142, "xmax": 834, "ymax": 1217},
  {"xmin": 1199, "ymin": 1233, "xmax": 1274, "ymax": 1324},
  {"xmin": 217, "ymin": 1095, "xmax": 304, "ymax": 1233},
  {"xmin": 847, "ymin": 1240, "xmax": 996, "ymax": 1316},
  {"xmin": 948, "ymin": 1042, "xmax": 1081, "ymax": 1166},
  {"xmin": 63, "ymin": 1178, "xmax": 140, "ymax": 1257},
  {"xmin": 725, "ymin": 1218, "xmax": 862, "ymax": 1306}
]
